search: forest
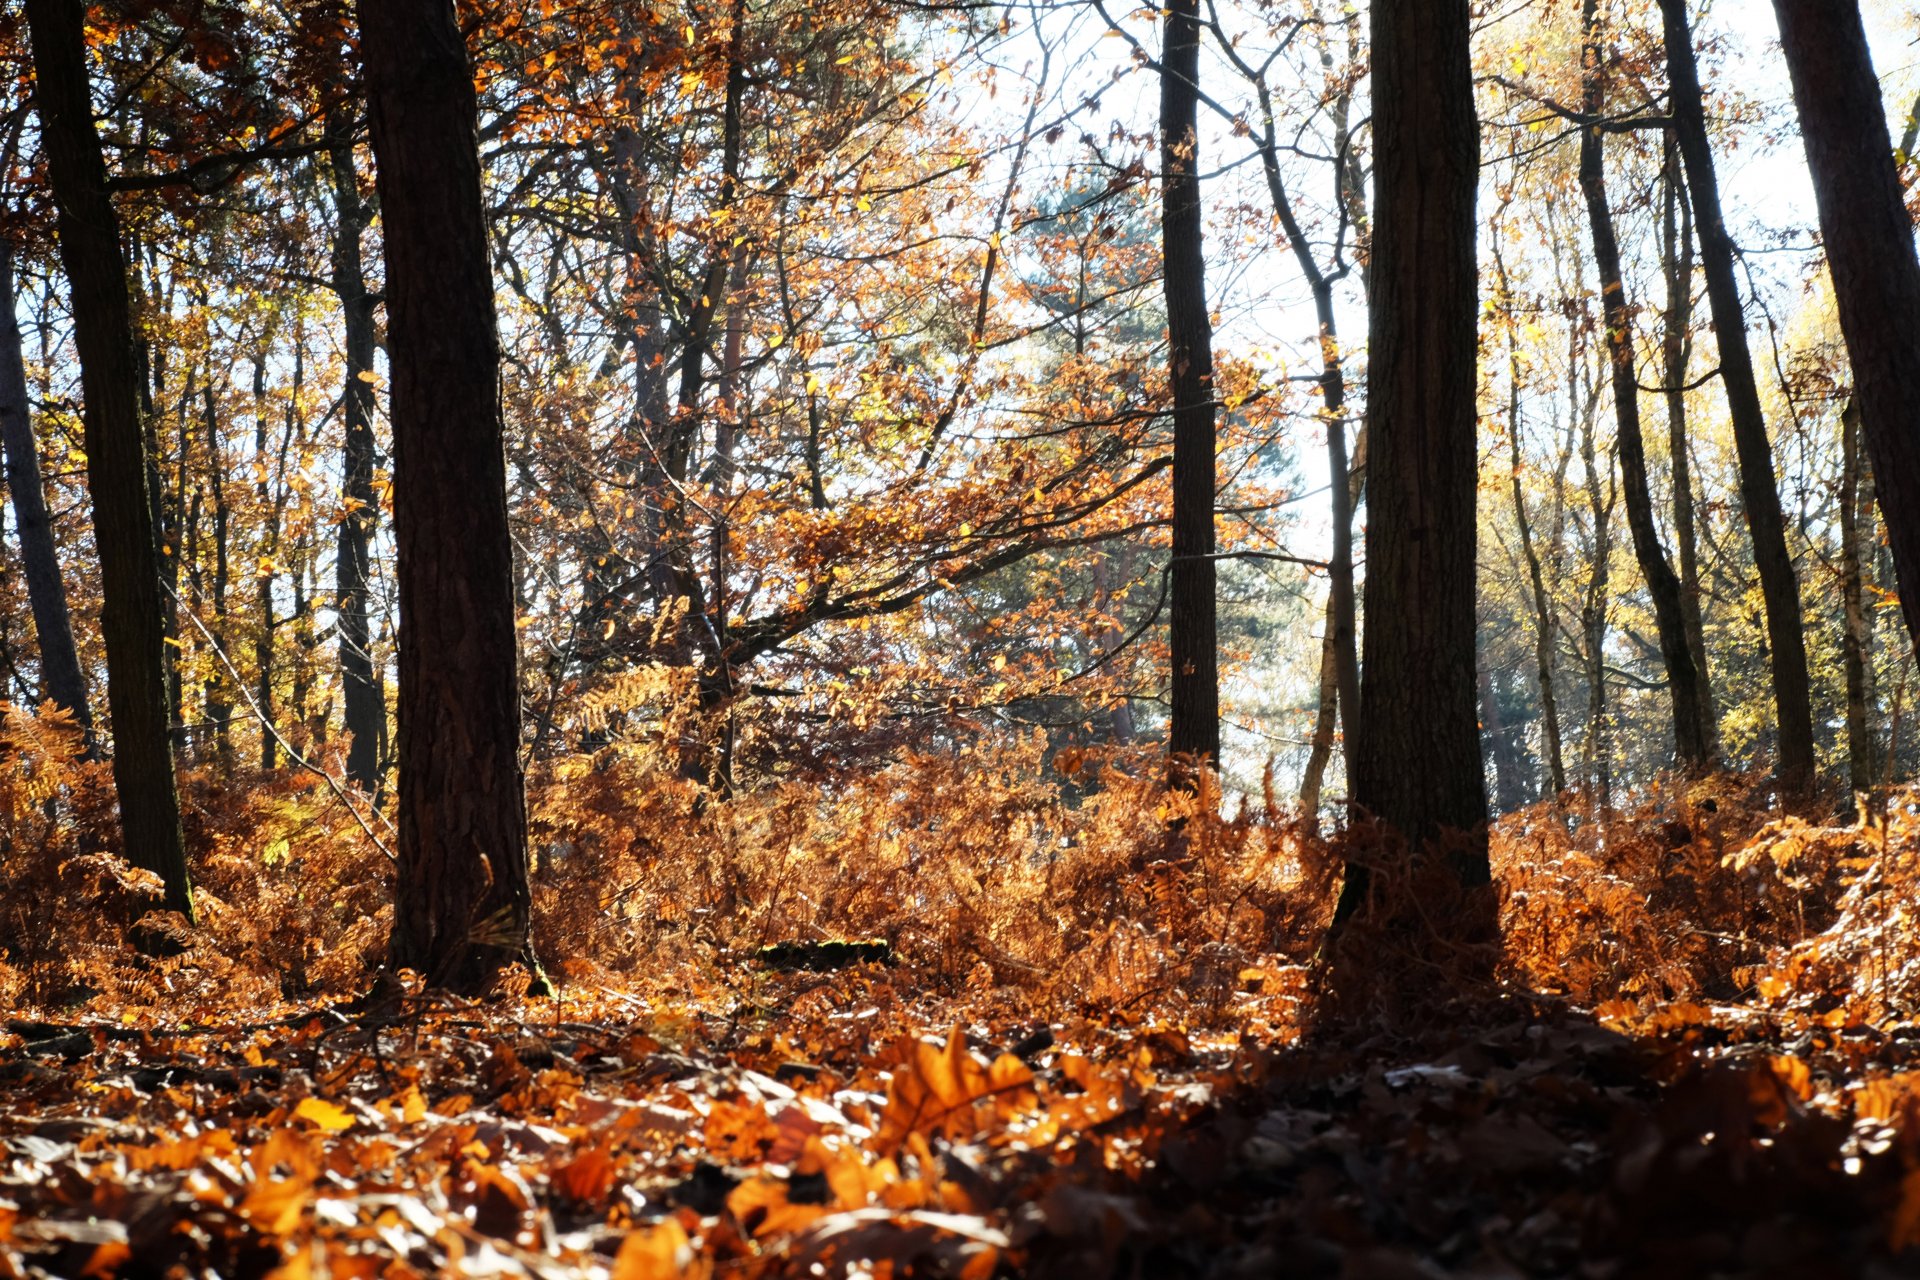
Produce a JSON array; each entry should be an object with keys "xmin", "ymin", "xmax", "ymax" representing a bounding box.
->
[{"xmin": 1, "ymin": 0, "xmax": 1920, "ymax": 1274}]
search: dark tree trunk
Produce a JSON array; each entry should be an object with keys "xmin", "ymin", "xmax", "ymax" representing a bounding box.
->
[
  {"xmin": 0, "ymin": 243, "xmax": 93, "ymax": 747},
  {"xmin": 1774, "ymin": 0, "xmax": 1920, "ymax": 662},
  {"xmin": 359, "ymin": 0, "xmax": 542, "ymax": 993},
  {"xmin": 252, "ymin": 353, "xmax": 277, "ymax": 770},
  {"xmin": 327, "ymin": 105, "xmax": 386, "ymax": 795},
  {"xmin": 202, "ymin": 381, "xmax": 233, "ymax": 767},
  {"xmin": 1576, "ymin": 0, "xmax": 1710, "ymax": 769},
  {"xmin": 1661, "ymin": 138, "xmax": 1719, "ymax": 756},
  {"xmin": 1160, "ymin": 0, "xmax": 1219, "ymax": 781},
  {"xmin": 1579, "ymin": 408, "xmax": 1614, "ymax": 812},
  {"xmin": 25, "ymin": 0, "xmax": 192, "ymax": 920},
  {"xmin": 1336, "ymin": 0, "xmax": 1490, "ymax": 925},
  {"xmin": 1660, "ymin": 0, "xmax": 1816, "ymax": 792}
]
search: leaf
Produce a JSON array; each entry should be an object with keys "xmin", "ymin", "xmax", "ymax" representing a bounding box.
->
[{"xmin": 292, "ymin": 1097, "xmax": 355, "ymax": 1132}]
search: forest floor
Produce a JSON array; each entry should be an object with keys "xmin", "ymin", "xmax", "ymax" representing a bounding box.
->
[{"xmin": 4, "ymin": 969, "xmax": 1920, "ymax": 1279}]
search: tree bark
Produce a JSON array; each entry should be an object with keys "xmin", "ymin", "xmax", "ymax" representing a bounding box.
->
[
  {"xmin": 359, "ymin": 0, "xmax": 542, "ymax": 992},
  {"xmin": 1661, "ymin": 136, "xmax": 1719, "ymax": 757},
  {"xmin": 1660, "ymin": 0, "xmax": 1816, "ymax": 791},
  {"xmin": 1839, "ymin": 398, "xmax": 1881, "ymax": 790},
  {"xmin": 1160, "ymin": 0, "xmax": 1219, "ymax": 782},
  {"xmin": 0, "ymin": 243, "xmax": 94, "ymax": 748},
  {"xmin": 1337, "ymin": 0, "xmax": 1490, "ymax": 925},
  {"xmin": 1773, "ymin": 0, "xmax": 1920, "ymax": 662},
  {"xmin": 27, "ymin": 0, "xmax": 192, "ymax": 924},
  {"xmin": 327, "ymin": 104, "xmax": 386, "ymax": 795},
  {"xmin": 1576, "ymin": 0, "xmax": 1710, "ymax": 769}
]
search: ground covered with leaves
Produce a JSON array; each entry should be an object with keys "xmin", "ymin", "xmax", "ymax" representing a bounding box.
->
[{"xmin": 9, "ymin": 733, "xmax": 1920, "ymax": 1276}]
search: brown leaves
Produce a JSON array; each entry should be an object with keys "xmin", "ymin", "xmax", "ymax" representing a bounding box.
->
[{"xmin": 874, "ymin": 1025, "xmax": 1035, "ymax": 1154}]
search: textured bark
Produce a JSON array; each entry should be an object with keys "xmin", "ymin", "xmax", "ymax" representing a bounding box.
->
[
  {"xmin": 25, "ymin": 0, "xmax": 192, "ymax": 919},
  {"xmin": 1840, "ymin": 399, "xmax": 1881, "ymax": 791},
  {"xmin": 0, "ymin": 244, "xmax": 93, "ymax": 746},
  {"xmin": 1576, "ymin": 0, "xmax": 1710, "ymax": 769},
  {"xmin": 359, "ymin": 0, "xmax": 541, "ymax": 992},
  {"xmin": 1660, "ymin": 0, "xmax": 1816, "ymax": 791},
  {"xmin": 1579, "ymin": 409, "xmax": 1614, "ymax": 812},
  {"xmin": 202, "ymin": 382, "xmax": 233, "ymax": 766},
  {"xmin": 1160, "ymin": 0, "xmax": 1219, "ymax": 779},
  {"xmin": 1661, "ymin": 139, "xmax": 1719, "ymax": 756},
  {"xmin": 1337, "ymin": 0, "xmax": 1490, "ymax": 921},
  {"xmin": 327, "ymin": 105, "xmax": 385, "ymax": 794},
  {"xmin": 1774, "ymin": 0, "xmax": 1920, "ymax": 661}
]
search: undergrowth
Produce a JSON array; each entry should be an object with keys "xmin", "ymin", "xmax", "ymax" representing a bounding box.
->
[{"xmin": 1, "ymin": 699, "xmax": 1913, "ymax": 1035}]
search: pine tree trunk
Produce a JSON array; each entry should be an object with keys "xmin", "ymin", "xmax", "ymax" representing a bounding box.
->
[
  {"xmin": 0, "ymin": 243, "xmax": 94, "ymax": 747},
  {"xmin": 1160, "ymin": 0, "xmax": 1219, "ymax": 783},
  {"xmin": 1338, "ymin": 0, "xmax": 1490, "ymax": 925},
  {"xmin": 1576, "ymin": 0, "xmax": 1710, "ymax": 769},
  {"xmin": 1773, "ymin": 0, "xmax": 1920, "ymax": 663},
  {"xmin": 1660, "ymin": 0, "xmax": 1816, "ymax": 791},
  {"xmin": 359, "ymin": 0, "xmax": 542, "ymax": 993},
  {"xmin": 25, "ymin": 0, "xmax": 192, "ymax": 920},
  {"xmin": 327, "ymin": 105, "xmax": 385, "ymax": 795}
]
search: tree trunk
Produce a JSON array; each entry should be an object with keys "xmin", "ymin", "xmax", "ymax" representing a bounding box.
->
[
  {"xmin": 1660, "ymin": 0, "xmax": 1816, "ymax": 792},
  {"xmin": 359, "ymin": 0, "xmax": 542, "ymax": 993},
  {"xmin": 202, "ymin": 381, "xmax": 233, "ymax": 767},
  {"xmin": 1661, "ymin": 136, "xmax": 1719, "ymax": 757},
  {"xmin": 1579, "ymin": 414, "xmax": 1614, "ymax": 812},
  {"xmin": 1839, "ymin": 397, "xmax": 1881, "ymax": 791},
  {"xmin": 1160, "ymin": 0, "xmax": 1219, "ymax": 783},
  {"xmin": 1576, "ymin": 0, "xmax": 1710, "ymax": 769},
  {"xmin": 252, "ymin": 353, "xmax": 277, "ymax": 769},
  {"xmin": 1337, "ymin": 0, "xmax": 1490, "ymax": 927},
  {"xmin": 25, "ymin": 0, "xmax": 192, "ymax": 920},
  {"xmin": 1773, "ymin": 0, "xmax": 1920, "ymax": 663},
  {"xmin": 0, "ymin": 243, "xmax": 93, "ymax": 747},
  {"xmin": 327, "ymin": 104, "xmax": 386, "ymax": 795}
]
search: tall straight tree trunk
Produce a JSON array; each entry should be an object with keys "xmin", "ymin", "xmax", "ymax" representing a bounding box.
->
[
  {"xmin": 0, "ymin": 243, "xmax": 93, "ymax": 747},
  {"xmin": 1661, "ymin": 137, "xmax": 1718, "ymax": 756},
  {"xmin": 1660, "ymin": 0, "xmax": 1816, "ymax": 792},
  {"xmin": 1491, "ymin": 239, "xmax": 1567, "ymax": 797},
  {"xmin": 359, "ymin": 0, "xmax": 542, "ymax": 993},
  {"xmin": 1576, "ymin": 0, "xmax": 1710, "ymax": 769},
  {"xmin": 202, "ymin": 381, "xmax": 233, "ymax": 766},
  {"xmin": 327, "ymin": 105, "xmax": 385, "ymax": 794},
  {"xmin": 252, "ymin": 353, "xmax": 277, "ymax": 769},
  {"xmin": 25, "ymin": 0, "xmax": 192, "ymax": 920},
  {"xmin": 1160, "ymin": 0, "xmax": 1219, "ymax": 783},
  {"xmin": 1579, "ymin": 412, "xmax": 1614, "ymax": 811},
  {"xmin": 1839, "ymin": 399, "xmax": 1881, "ymax": 790},
  {"xmin": 1773, "ymin": 0, "xmax": 1920, "ymax": 662},
  {"xmin": 1337, "ymin": 0, "xmax": 1490, "ymax": 928}
]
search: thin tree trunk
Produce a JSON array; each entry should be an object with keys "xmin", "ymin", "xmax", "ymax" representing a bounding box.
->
[
  {"xmin": 1580, "ymin": 414, "xmax": 1614, "ymax": 812},
  {"xmin": 1337, "ymin": 0, "xmax": 1490, "ymax": 928},
  {"xmin": 1660, "ymin": 0, "xmax": 1816, "ymax": 791},
  {"xmin": 1840, "ymin": 397, "xmax": 1880, "ymax": 790},
  {"xmin": 359, "ymin": 0, "xmax": 542, "ymax": 993},
  {"xmin": 0, "ymin": 243, "xmax": 93, "ymax": 747},
  {"xmin": 327, "ymin": 104, "xmax": 385, "ymax": 794},
  {"xmin": 202, "ymin": 381, "xmax": 233, "ymax": 766},
  {"xmin": 252, "ymin": 352, "xmax": 277, "ymax": 769},
  {"xmin": 25, "ymin": 0, "xmax": 192, "ymax": 920},
  {"xmin": 1576, "ymin": 0, "xmax": 1710, "ymax": 769},
  {"xmin": 1774, "ymin": 0, "xmax": 1920, "ymax": 663},
  {"xmin": 1493, "ymin": 238, "xmax": 1567, "ymax": 796},
  {"xmin": 1160, "ymin": 0, "xmax": 1219, "ymax": 782},
  {"xmin": 1661, "ymin": 135, "xmax": 1719, "ymax": 756}
]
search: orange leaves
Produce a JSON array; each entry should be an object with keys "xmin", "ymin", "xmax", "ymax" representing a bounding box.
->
[
  {"xmin": 874, "ymin": 1024, "xmax": 1036, "ymax": 1154},
  {"xmin": 612, "ymin": 1219, "xmax": 707, "ymax": 1280}
]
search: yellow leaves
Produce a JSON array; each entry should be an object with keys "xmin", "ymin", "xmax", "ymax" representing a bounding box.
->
[
  {"xmin": 292, "ymin": 1096, "xmax": 355, "ymax": 1132},
  {"xmin": 612, "ymin": 1219, "xmax": 708, "ymax": 1280}
]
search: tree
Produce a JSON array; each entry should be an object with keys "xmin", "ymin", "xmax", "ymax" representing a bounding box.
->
[
  {"xmin": 326, "ymin": 96, "xmax": 386, "ymax": 795},
  {"xmin": 1658, "ymin": 0, "xmax": 1815, "ymax": 792},
  {"xmin": 1159, "ymin": 0, "xmax": 1218, "ymax": 781},
  {"xmin": 358, "ymin": 0, "xmax": 542, "ymax": 992},
  {"xmin": 1337, "ymin": 0, "xmax": 1490, "ymax": 928},
  {"xmin": 24, "ymin": 0, "xmax": 193, "ymax": 922},
  {"xmin": 1772, "ymin": 0, "xmax": 1920, "ymax": 662},
  {"xmin": 0, "ymin": 242, "xmax": 92, "ymax": 746},
  {"xmin": 1574, "ymin": 0, "xmax": 1710, "ymax": 770}
]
